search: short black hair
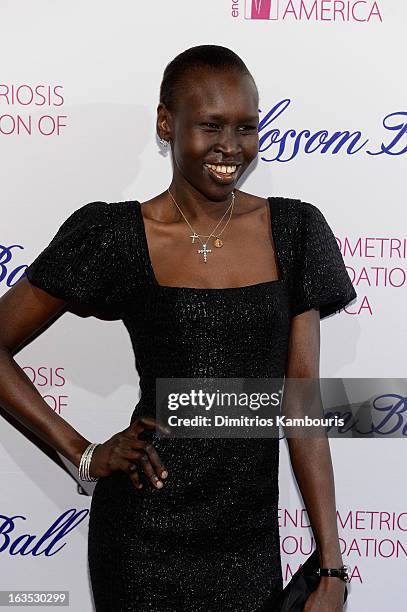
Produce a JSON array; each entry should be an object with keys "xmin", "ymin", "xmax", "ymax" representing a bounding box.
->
[{"xmin": 159, "ymin": 44, "xmax": 258, "ymax": 111}]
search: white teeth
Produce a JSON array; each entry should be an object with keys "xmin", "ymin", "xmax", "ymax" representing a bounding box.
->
[{"xmin": 205, "ymin": 163, "xmax": 237, "ymax": 174}]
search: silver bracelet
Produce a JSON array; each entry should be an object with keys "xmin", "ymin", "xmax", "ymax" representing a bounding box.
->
[{"xmin": 78, "ymin": 442, "xmax": 100, "ymax": 482}]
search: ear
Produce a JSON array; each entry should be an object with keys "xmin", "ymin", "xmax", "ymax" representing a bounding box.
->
[{"xmin": 156, "ymin": 103, "xmax": 172, "ymax": 142}]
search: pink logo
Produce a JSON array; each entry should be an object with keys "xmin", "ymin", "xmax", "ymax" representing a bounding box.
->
[
  {"xmin": 245, "ymin": 0, "xmax": 279, "ymax": 19},
  {"xmin": 240, "ymin": 1, "xmax": 383, "ymax": 22}
]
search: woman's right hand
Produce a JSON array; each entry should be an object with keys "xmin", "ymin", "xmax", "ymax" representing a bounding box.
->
[{"xmin": 88, "ymin": 416, "xmax": 170, "ymax": 490}]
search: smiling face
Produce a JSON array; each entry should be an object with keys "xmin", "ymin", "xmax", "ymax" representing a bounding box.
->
[{"xmin": 157, "ymin": 67, "xmax": 259, "ymax": 202}]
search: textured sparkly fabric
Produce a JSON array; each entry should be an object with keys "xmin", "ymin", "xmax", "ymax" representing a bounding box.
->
[{"xmin": 25, "ymin": 196, "xmax": 356, "ymax": 612}]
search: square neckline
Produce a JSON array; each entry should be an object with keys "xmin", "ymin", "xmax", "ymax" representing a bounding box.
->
[{"xmin": 131, "ymin": 196, "xmax": 285, "ymax": 292}]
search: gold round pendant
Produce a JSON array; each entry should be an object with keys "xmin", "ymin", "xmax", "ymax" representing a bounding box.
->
[{"xmin": 214, "ymin": 238, "xmax": 223, "ymax": 248}]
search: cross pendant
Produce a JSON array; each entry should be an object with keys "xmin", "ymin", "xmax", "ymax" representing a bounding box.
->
[
  {"xmin": 198, "ymin": 243, "xmax": 212, "ymax": 262},
  {"xmin": 190, "ymin": 232, "xmax": 199, "ymax": 243}
]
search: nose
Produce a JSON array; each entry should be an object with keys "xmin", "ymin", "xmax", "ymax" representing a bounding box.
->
[{"xmin": 213, "ymin": 126, "xmax": 241, "ymax": 157}]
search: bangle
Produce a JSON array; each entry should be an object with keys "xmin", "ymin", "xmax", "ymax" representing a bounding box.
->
[
  {"xmin": 78, "ymin": 442, "xmax": 100, "ymax": 482},
  {"xmin": 317, "ymin": 565, "xmax": 350, "ymax": 582}
]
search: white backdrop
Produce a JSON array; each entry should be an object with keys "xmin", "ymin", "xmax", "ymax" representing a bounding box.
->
[{"xmin": 1, "ymin": 1, "xmax": 406, "ymax": 610}]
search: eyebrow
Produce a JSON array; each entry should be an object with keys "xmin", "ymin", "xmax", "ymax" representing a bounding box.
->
[{"xmin": 199, "ymin": 113, "xmax": 259, "ymax": 123}]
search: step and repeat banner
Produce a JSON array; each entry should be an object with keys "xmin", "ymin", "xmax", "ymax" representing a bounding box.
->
[{"xmin": 1, "ymin": 1, "xmax": 405, "ymax": 610}]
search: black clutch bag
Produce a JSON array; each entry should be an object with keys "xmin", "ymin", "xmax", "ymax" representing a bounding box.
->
[{"xmin": 258, "ymin": 551, "xmax": 348, "ymax": 612}]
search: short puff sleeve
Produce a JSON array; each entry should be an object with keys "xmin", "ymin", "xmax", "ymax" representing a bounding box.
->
[
  {"xmin": 291, "ymin": 202, "xmax": 357, "ymax": 319},
  {"xmin": 25, "ymin": 201, "xmax": 123, "ymax": 315}
]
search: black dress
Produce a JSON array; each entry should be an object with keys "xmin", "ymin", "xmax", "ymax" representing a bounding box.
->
[{"xmin": 25, "ymin": 196, "xmax": 356, "ymax": 612}]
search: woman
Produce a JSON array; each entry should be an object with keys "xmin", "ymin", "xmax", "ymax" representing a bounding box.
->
[{"xmin": 0, "ymin": 45, "xmax": 356, "ymax": 611}]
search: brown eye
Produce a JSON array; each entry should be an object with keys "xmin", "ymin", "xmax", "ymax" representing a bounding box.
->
[
  {"xmin": 201, "ymin": 122, "xmax": 220, "ymax": 130},
  {"xmin": 237, "ymin": 125, "xmax": 257, "ymax": 133}
]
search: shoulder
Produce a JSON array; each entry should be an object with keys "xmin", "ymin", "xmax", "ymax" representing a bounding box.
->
[
  {"xmin": 63, "ymin": 199, "xmax": 131, "ymax": 225},
  {"xmin": 51, "ymin": 201, "xmax": 111, "ymax": 238},
  {"xmin": 297, "ymin": 200, "xmax": 329, "ymax": 225},
  {"xmin": 273, "ymin": 199, "xmax": 357, "ymax": 318},
  {"xmin": 269, "ymin": 195, "xmax": 322, "ymax": 216},
  {"xmin": 62, "ymin": 200, "xmax": 110, "ymax": 224},
  {"xmin": 269, "ymin": 196, "xmax": 330, "ymax": 234},
  {"xmin": 52, "ymin": 200, "xmax": 136, "ymax": 241},
  {"xmin": 29, "ymin": 199, "xmax": 138, "ymax": 266},
  {"xmin": 297, "ymin": 201, "xmax": 337, "ymax": 247},
  {"xmin": 25, "ymin": 199, "xmax": 138, "ymax": 313}
]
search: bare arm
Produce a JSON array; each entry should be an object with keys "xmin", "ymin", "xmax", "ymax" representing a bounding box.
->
[
  {"xmin": 285, "ymin": 308, "xmax": 343, "ymax": 568},
  {"xmin": 0, "ymin": 277, "xmax": 92, "ymax": 467}
]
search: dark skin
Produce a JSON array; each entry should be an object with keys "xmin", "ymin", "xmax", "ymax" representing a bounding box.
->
[
  {"xmin": 142, "ymin": 70, "xmax": 276, "ymax": 289},
  {"xmin": 0, "ymin": 67, "xmax": 345, "ymax": 609}
]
